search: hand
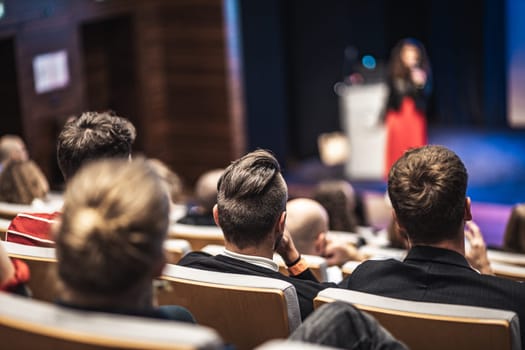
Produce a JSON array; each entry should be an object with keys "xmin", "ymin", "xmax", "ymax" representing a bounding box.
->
[
  {"xmin": 410, "ymin": 67, "xmax": 427, "ymax": 87},
  {"xmin": 323, "ymin": 242, "xmax": 364, "ymax": 267},
  {"xmin": 275, "ymin": 229, "xmax": 301, "ymax": 266},
  {"xmin": 465, "ymin": 221, "xmax": 493, "ymax": 275}
]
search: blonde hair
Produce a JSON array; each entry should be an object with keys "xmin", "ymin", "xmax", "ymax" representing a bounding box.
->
[
  {"xmin": 55, "ymin": 158, "xmax": 170, "ymax": 296},
  {"xmin": 0, "ymin": 160, "xmax": 49, "ymax": 204}
]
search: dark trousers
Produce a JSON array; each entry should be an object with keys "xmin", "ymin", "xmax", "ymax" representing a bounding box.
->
[{"xmin": 289, "ymin": 302, "xmax": 407, "ymax": 350}]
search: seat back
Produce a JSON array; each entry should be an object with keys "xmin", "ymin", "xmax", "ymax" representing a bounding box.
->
[
  {"xmin": 163, "ymin": 239, "xmax": 192, "ymax": 264},
  {"xmin": 255, "ymin": 339, "xmax": 340, "ymax": 350},
  {"xmin": 488, "ymin": 249, "xmax": 525, "ymax": 267},
  {"xmin": 314, "ymin": 288, "xmax": 520, "ymax": 350},
  {"xmin": 4, "ymin": 241, "xmax": 58, "ymax": 302},
  {"xmin": 168, "ymin": 224, "xmax": 224, "ymax": 251},
  {"xmin": 0, "ymin": 292, "xmax": 222, "ymax": 350},
  {"xmin": 158, "ymin": 264, "xmax": 301, "ymax": 350},
  {"xmin": 491, "ymin": 261, "xmax": 525, "ymax": 281}
]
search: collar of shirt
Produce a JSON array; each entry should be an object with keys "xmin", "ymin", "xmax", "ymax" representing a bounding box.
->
[{"xmin": 221, "ymin": 248, "xmax": 279, "ymax": 272}]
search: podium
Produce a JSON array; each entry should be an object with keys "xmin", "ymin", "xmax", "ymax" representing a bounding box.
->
[{"xmin": 337, "ymin": 82, "xmax": 388, "ymax": 180}]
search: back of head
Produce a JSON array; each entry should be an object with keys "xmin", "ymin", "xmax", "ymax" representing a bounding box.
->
[
  {"xmin": 55, "ymin": 158, "xmax": 170, "ymax": 298},
  {"xmin": 388, "ymin": 145, "xmax": 468, "ymax": 244},
  {"xmin": 286, "ymin": 198, "xmax": 328, "ymax": 256},
  {"xmin": 503, "ymin": 204, "xmax": 525, "ymax": 253},
  {"xmin": 147, "ymin": 158, "xmax": 185, "ymax": 203},
  {"xmin": 0, "ymin": 135, "xmax": 28, "ymax": 164},
  {"xmin": 56, "ymin": 111, "xmax": 136, "ymax": 179},
  {"xmin": 195, "ymin": 168, "xmax": 224, "ymax": 213},
  {"xmin": 313, "ymin": 180, "xmax": 358, "ymax": 233},
  {"xmin": 0, "ymin": 160, "xmax": 49, "ymax": 204},
  {"xmin": 217, "ymin": 150, "xmax": 287, "ymax": 249}
]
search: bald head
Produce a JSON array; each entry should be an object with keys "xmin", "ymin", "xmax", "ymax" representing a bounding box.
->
[
  {"xmin": 195, "ymin": 168, "xmax": 224, "ymax": 213},
  {"xmin": 286, "ymin": 198, "xmax": 329, "ymax": 256}
]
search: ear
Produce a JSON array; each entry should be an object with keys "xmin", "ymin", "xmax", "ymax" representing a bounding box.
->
[
  {"xmin": 392, "ymin": 210, "xmax": 410, "ymax": 245},
  {"xmin": 314, "ymin": 232, "xmax": 327, "ymax": 255},
  {"xmin": 272, "ymin": 211, "xmax": 286, "ymax": 250},
  {"xmin": 276, "ymin": 211, "xmax": 286, "ymax": 233},
  {"xmin": 464, "ymin": 197, "xmax": 472, "ymax": 221},
  {"xmin": 392, "ymin": 210, "xmax": 405, "ymax": 231},
  {"xmin": 212, "ymin": 204, "xmax": 220, "ymax": 227}
]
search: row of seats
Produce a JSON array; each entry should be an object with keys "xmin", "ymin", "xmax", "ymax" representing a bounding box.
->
[{"xmin": 1, "ymin": 240, "xmax": 521, "ymax": 350}]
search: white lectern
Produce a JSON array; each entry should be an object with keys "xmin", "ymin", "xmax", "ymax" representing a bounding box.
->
[{"xmin": 337, "ymin": 82, "xmax": 388, "ymax": 180}]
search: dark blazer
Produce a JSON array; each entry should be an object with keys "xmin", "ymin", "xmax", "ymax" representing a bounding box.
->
[
  {"xmin": 342, "ymin": 245, "xmax": 525, "ymax": 348},
  {"xmin": 178, "ymin": 252, "xmax": 333, "ymax": 320}
]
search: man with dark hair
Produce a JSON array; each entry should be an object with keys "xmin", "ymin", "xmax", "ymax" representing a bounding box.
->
[
  {"xmin": 178, "ymin": 150, "xmax": 329, "ymax": 319},
  {"xmin": 57, "ymin": 111, "xmax": 136, "ymax": 179},
  {"xmin": 342, "ymin": 145, "xmax": 525, "ymax": 346},
  {"xmin": 6, "ymin": 111, "xmax": 136, "ymax": 246}
]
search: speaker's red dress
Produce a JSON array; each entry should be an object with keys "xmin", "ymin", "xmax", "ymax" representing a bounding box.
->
[{"xmin": 384, "ymin": 97, "xmax": 427, "ymax": 178}]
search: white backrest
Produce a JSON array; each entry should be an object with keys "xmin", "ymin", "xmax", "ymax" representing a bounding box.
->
[
  {"xmin": 255, "ymin": 340, "xmax": 340, "ymax": 350},
  {"xmin": 3, "ymin": 240, "xmax": 56, "ymax": 260},
  {"xmin": 488, "ymin": 249, "xmax": 525, "ymax": 266},
  {"xmin": 491, "ymin": 261, "xmax": 525, "ymax": 281}
]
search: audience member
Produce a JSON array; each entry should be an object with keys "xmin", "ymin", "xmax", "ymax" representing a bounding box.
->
[
  {"xmin": 341, "ymin": 145, "xmax": 525, "ymax": 346},
  {"xmin": 148, "ymin": 158, "xmax": 185, "ymax": 204},
  {"xmin": 503, "ymin": 203, "xmax": 525, "ymax": 253},
  {"xmin": 313, "ymin": 180, "xmax": 364, "ymax": 232},
  {"xmin": 289, "ymin": 301, "xmax": 407, "ymax": 349},
  {"xmin": 0, "ymin": 160, "xmax": 49, "ymax": 205},
  {"xmin": 286, "ymin": 198, "xmax": 329, "ymax": 257},
  {"xmin": 178, "ymin": 150, "xmax": 331, "ymax": 319},
  {"xmin": 0, "ymin": 135, "xmax": 28, "ymax": 172},
  {"xmin": 6, "ymin": 111, "xmax": 136, "ymax": 246},
  {"xmin": 0, "ymin": 242, "xmax": 29, "ymax": 295},
  {"xmin": 286, "ymin": 198, "xmax": 363, "ymax": 267},
  {"xmin": 54, "ymin": 158, "xmax": 194, "ymax": 322},
  {"xmin": 177, "ymin": 168, "xmax": 223, "ymax": 226}
]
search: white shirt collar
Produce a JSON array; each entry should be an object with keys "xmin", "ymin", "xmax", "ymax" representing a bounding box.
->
[{"xmin": 221, "ymin": 248, "xmax": 279, "ymax": 272}]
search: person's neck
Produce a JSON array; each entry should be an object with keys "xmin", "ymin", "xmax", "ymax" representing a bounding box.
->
[
  {"xmin": 224, "ymin": 241, "xmax": 274, "ymax": 260},
  {"xmin": 412, "ymin": 237, "xmax": 465, "ymax": 257}
]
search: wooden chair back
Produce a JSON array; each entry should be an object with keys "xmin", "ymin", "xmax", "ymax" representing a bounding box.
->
[
  {"xmin": 163, "ymin": 239, "xmax": 192, "ymax": 264},
  {"xmin": 157, "ymin": 264, "xmax": 301, "ymax": 350},
  {"xmin": 0, "ymin": 292, "xmax": 222, "ymax": 350},
  {"xmin": 168, "ymin": 224, "xmax": 224, "ymax": 251},
  {"xmin": 314, "ymin": 288, "xmax": 520, "ymax": 350},
  {"xmin": 491, "ymin": 261, "xmax": 525, "ymax": 281}
]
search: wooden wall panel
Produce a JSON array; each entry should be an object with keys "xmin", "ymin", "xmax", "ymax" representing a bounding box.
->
[{"xmin": 0, "ymin": 0, "xmax": 245, "ymax": 187}]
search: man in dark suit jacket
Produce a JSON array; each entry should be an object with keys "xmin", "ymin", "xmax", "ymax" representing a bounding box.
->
[
  {"xmin": 341, "ymin": 145, "xmax": 525, "ymax": 347},
  {"xmin": 178, "ymin": 150, "xmax": 331, "ymax": 320}
]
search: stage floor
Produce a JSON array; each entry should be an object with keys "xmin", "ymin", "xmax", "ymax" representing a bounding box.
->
[{"xmin": 285, "ymin": 126, "xmax": 525, "ymax": 248}]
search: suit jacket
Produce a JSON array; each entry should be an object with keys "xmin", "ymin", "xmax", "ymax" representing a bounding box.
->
[
  {"xmin": 178, "ymin": 252, "xmax": 333, "ymax": 320},
  {"xmin": 342, "ymin": 245, "xmax": 525, "ymax": 348}
]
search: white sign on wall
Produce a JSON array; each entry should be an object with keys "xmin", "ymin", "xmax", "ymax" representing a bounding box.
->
[{"xmin": 32, "ymin": 50, "xmax": 70, "ymax": 94}]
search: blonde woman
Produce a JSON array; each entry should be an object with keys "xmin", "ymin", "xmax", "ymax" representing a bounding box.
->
[
  {"xmin": 0, "ymin": 160, "xmax": 49, "ymax": 205},
  {"xmin": 54, "ymin": 158, "xmax": 194, "ymax": 322}
]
